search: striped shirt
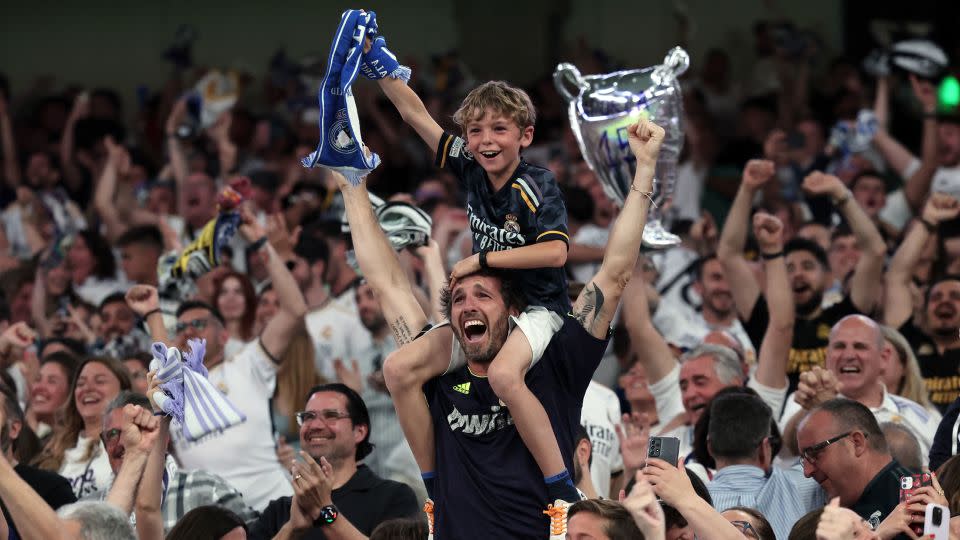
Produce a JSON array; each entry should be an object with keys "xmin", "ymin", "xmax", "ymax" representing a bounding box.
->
[{"xmin": 708, "ymin": 464, "xmax": 826, "ymax": 540}]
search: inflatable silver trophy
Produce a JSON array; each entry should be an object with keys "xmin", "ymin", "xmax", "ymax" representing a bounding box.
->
[{"xmin": 554, "ymin": 47, "xmax": 689, "ymax": 248}]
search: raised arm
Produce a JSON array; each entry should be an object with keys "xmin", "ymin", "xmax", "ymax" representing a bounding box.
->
[
  {"xmin": 136, "ymin": 376, "xmax": 171, "ymax": 540},
  {"xmin": 206, "ymin": 112, "xmax": 237, "ymax": 178},
  {"xmin": 94, "ymin": 137, "xmax": 131, "ymax": 242},
  {"xmin": 752, "ymin": 212, "xmax": 792, "ymax": 390},
  {"xmin": 126, "ymin": 285, "xmax": 170, "ymax": 345},
  {"xmin": 644, "ymin": 458, "xmax": 743, "ymax": 540},
  {"xmin": 801, "ymin": 172, "xmax": 886, "ymax": 314},
  {"xmin": 884, "ymin": 194, "xmax": 960, "ymax": 327},
  {"xmin": 106, "ymin": 404, "xmax": 160, "ymax": 516},
  {"xmin": 253, "ymin": 211, "xmax": 308, "ymax": 360},
  {"xmin": 619, "ymin": 266, "xmax": 675, "ymax": 384},
  {"xmin": 902, "ymin": 76, "xmax": 941, "ymax": 213},
  {"xmin": 59, "ymin": 94, "xmax": 88, "ymax": 194},
  {"xmin": 716, "ymin": 159, "xmax": 776, "ymax": 319},
  {"xmin": 165, "ymin": 98, "xmax": 190, "ymax": 211},
  {"xmin": 376, "ymin": 77, "xmax": 443, "ymax": 152},
  {"xmin": 573, "ymin": 119, "xmax": 663, "ymax": 339},
  {"xmin": 0, "ymin": 95, "xmax": 21, "ymax": 189},
  {"xmin": 414, "ymin": 239, "xmax": 448, "ymax": 323},
  {"xmin": 0, "ymin": 454, "xmax": 68, "ymax": 540}
]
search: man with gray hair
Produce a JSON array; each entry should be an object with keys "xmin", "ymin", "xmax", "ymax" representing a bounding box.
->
[
  {"xmin": 58, "ymin": 501, "xmax": 137, "ymax": 540},
  {"xmin": 880, "ymin": 422, "xmax": 923, "ymax": 472},
  {"xmin": 623, "ymin": 211, "xmax": 793, "ymax": 460},
  {"xmin": 779, "ymin": 314, "xmax": 940, "ymax": 460}
]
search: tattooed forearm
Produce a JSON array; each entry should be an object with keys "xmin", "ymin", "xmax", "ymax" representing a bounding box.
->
[
  {"xmin": 573, "ymin": 283, "xmax": 605, "ymax": 331},
  {"xmin": 391, "ymin": 316, "xmax": 415, "ymax": 345}
]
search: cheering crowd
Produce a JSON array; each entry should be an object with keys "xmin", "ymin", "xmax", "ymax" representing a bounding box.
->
[{"xmin": 0, "ymin": 8, "xmax": 959, "ymax": 540}]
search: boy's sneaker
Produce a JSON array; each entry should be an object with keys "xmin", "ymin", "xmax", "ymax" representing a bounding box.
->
[
  {"xmin": 544, "ymin": 499, "xmax": 571, "ymax": 540},
  {"xmin": 423, "ymin": 499, "xmax": 435, "ymax": 540}
]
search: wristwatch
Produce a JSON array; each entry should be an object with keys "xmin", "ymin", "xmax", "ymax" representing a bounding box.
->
[{"xmin": 317, "ymin": 504, "xmax": 339, "ymax": 526}]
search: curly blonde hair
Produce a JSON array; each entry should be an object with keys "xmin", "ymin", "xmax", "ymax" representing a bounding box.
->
[{"xmin": 452, "ymin": 81, "xmax": 536, "ymax": 133}]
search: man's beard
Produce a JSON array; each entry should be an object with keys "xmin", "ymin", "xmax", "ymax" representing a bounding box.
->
[
  {"xmin": 0, "ymin": 424, "xmax": 10, "ymax": 455},
  {"xmin": 361, "ymin": 313, "xmax": 387, "ymax": 335},
  {"xmin": 931, "ymin": 323, "xmax": 958, "ymax": 338},
  {"xmin": 572, "ymin": 454, "xmax": 583, "ymax": 485},
  {"xmin": 455, "ymin": 315, "xmax": 510, "ymax": 364},
  {"xmin": 704, "ymin": 293, "xmax": 734, "ymax": 319},
  {"xmin": 795, "ymin": 290, "xmax": 824, "ymax": 317}
]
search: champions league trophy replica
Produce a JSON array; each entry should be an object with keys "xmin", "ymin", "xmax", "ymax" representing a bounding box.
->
[{"xmin": 555, "ymin": 47, "xmax": 689, "ymax": 248}]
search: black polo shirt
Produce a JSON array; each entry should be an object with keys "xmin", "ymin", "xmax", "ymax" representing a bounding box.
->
[
  {"xmin": 850, "ymin": 460, "xmax": 914, "ymax": 530},
  {"xmin": 2, "ymin": 464, "xmax": 76, "ymax": 540},
  {"xmin": 248, "ymin": 464, "xmax": 419, "ymax": 540}
]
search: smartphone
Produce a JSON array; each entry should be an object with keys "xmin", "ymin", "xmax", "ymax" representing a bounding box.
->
[
  {"xmin": 648, "ymin": 436, "xmax": 681, "ymax": 467},
  {"xmin": 901, "ymin": 473, "xmax": 934, "ymax": 536},
  {"xmin": 924, "ymin": 503, "xmax": 950, "ymax": 540}
]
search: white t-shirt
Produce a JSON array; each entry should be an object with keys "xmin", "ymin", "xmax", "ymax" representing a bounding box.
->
[
  {"xmin": 171, "ymin": 341, "xmax": 293, "ymax": 511},
  {"xmin": 778, "ymin": 387, "xmax": 942, "ymax": 464},
  {"xmin": 305, "ymin": 303, "xmax": 372, "ymax": 381},
  {"xmin": 59, "ymin": 435, "xmax": 114, "ymax": 499},
  {"xmin": 580, "ymin": 381, "xmax": 623, "ymax": 498},
  {"xmin": 672, "ymin": 161, "xmax": 706, "ymax": 222},
  {"xmin": 652, "ymin": 300, "xmax": 756, "ymax": 363}
]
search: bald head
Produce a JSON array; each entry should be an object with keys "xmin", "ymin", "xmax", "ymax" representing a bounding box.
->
[{"xmin": 830, "ymin": 315, "xmax": 883, "ymax": 349}]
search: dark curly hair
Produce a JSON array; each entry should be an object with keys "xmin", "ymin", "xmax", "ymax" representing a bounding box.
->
[{"xmin": 439, "ymin": 268, "xmax": 527, "ymax": 323}]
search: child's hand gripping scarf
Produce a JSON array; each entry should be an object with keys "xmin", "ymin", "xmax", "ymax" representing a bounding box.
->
[
  {"xmin": 149, "ymin": 340, "xmax": 247, "ymax": 442},
  {"xmin": 302, "ymin": 9, "xmax": 409, "ymax": 185}
]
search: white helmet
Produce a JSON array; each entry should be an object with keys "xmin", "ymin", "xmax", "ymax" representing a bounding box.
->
[{"xmin": 376, "ymin": 201, "xmax": 433, "ymax": 251}]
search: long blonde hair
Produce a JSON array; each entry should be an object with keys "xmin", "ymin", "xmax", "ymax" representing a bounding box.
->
[
  {"xmin": 880, "ymin": 326, "xmax": 934, "ymax": 411},
  {"xmin": 274, "ymin": 324, "xmax": 324, "ymax": 435},
  {"xmin": 33, "ymin": 357, "xmax": 131, "ymax": 472}
]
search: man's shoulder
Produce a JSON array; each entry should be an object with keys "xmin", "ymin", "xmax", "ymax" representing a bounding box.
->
[
  {"xmin": 887, "ymin": 393, "xmax": 938, "ymax": 425},
  {"xmin": 15, "ymin": 463, "xmax": 74, "ymax": 496}
]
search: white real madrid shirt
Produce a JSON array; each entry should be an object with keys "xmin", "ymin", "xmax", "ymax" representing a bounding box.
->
[
  {"xmin": 305, "ymin": 302, "xmax": 373, "ymax": 381},
  {"xmin": 580, "ymin": 381, "xmax": 623, "ymax": 498},
  {"xmin": 170, "ymin": 341, "xmax": 293, "ymax": 512}
]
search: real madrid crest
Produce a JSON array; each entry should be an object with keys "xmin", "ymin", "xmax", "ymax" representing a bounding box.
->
[{"xmin": 504, "ymin": 214, "xmax": 521, "ymax": 234}]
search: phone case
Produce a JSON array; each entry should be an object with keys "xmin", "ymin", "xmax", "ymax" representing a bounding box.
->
[
  {"xmin": 901, "ymin": 474, "xmax": 934, "ymax": 535},
  {"xmin": 924, "ymin": 504, "xmax": 950, "ymax": 540},
  {"xmin": 648, "ymin": 436, "xmax": 681, "ymax": 467}
]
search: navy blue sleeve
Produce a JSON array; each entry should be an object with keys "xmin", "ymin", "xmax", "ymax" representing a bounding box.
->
[
  {"xmin": 930, "ymin": 397, "xmax": 960, "ymax": 470},
  {"xmin": 246, "ymin": 498, "xmax": 290, "ymax": 540},
  {"xmin": 528, "ymin": 175, "xmax": 570, "ymax": 246},
  {"xmin": 549, "ymin": 316, "xmax": 610, "ymax": 398},
  {"xmin": 435, "ymin": 131, "xmax": 471, "ymax": 187}
]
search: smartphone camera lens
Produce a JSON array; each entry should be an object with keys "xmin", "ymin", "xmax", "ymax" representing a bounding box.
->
[{"xmin": 933, "ymin": 507, "xmax": 942, "ymax": 525}]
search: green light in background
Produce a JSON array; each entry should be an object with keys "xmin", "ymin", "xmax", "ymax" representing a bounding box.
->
[{"xmin": 940, "ymin": 76, "xmax": 960, "ymax": 109}]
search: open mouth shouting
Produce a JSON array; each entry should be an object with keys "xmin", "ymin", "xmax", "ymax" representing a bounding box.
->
[
  {"xmin": 478, "ymin": 150, "xmax": 502, "ymax": 161},
  {"xmin": 462, "ymin": 318, "xmax": 488, "ymax": 344}
]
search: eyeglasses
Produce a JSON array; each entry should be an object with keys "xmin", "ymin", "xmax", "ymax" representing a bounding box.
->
[
  {"xmin": 295, "ymin": 409, "xmax": 351, "ymax": 426},
  {"xmin": 175, "ymin": 318, "xmax": 209, "ymax": 334},
  {"xmin": 730, "ymin": 520, "xmax": 759, "ymax": 539},
  {"xmin": 100, "ymin": 428, "xmax": 123, "ymax": 450},
  {"xmin": 799, "ymin": 431, "xmax": 854, "ymax": 465}
]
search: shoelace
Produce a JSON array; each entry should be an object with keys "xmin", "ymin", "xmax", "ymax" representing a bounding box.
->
[
  {"xmin": 423, "ymin": 500, "xmax": 435, "ymax": 533},
  {"xmin": 544, "ymin": 503, "xmax": 568, "ymax": 536}
]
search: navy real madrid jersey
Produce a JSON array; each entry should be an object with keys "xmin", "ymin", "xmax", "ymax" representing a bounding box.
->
[
  {"xmin": 436, "ymin": 132, "xmax": 571, "ymax": 314},
  {"xmin": 424, "ymin": 315, "xmax": 609, "ymax": 539}
]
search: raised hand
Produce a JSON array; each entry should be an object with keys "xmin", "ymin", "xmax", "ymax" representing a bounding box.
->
[
  {"xmin": 909, "ymin": 75, "xmax": 938, "ymax": 114},
  {"xmin": 795, "ymin": 366, "xmax": 841, "ymax": 410},
  {"xmin": 816, "ymin": 498, "xmax": 864, "ymax": 540},
  {"xmin": 334, "ymin": 358, "xmax": 362, "ymax": 393},
  {"xmin": 67, "ymin": 93, "xmax": 90, "ymax": 123},
  {"xmin": 120, "ymin": 404, "xmax": 161, "ymax": 455},
  {"xmin": 642, "ymin": 457, "xmax": 694, "ymax": 507},
  {"xmin": 449, "ymin": 253, "xmax": 481, "ymax": 283},
  {"xmin": 752, "ymin": 211, "xmax": 785, "ymax": 254},
  {"xmin": 125, "ymin": 285, "xmax": 160, "ymax": 317},
  {"xmin": 238, "ymin": 205, "xmax": 267, "ymax": 244},
  {"xmin": 763, "ymin": 129, "xmax": 789, "ymax": 166},
  {"xmin": 874, "ymin": 502, "xmax": 921, "ymax": 540},
  {"xmin": 628, "ymin": 119, "xmax": 666, "ymax": 170},
  {"xmin": 0, "ymin": 322, "xmax": 37, "ymax": 354},
  {"xmin": 623, "ymin": 472, "xmax": 666, "ymax": 540},
  {"xmin": 741, "ymin": 159, "xmax": 776, "ymax": 191},
  {"xmin": 103, "ymin": 136, "xmax": 131, "ymax": 175},
  {"xmin": 615, "ymin": 412, "xmax": 651, "ymax": 473},
  {"xmin": 921, "ymin": 193, "xmax": 960, "ymax": 225},
  {"xmin": 802, "ymin": 171, "xmax": 846, "ymax": 200},
  {"xmin": 165, "ymin": 97, "xmax": 188, "ymax": 136},
  {"xmin": 266, "ymin": 213, "xmax": 298, "ymax": 259}
]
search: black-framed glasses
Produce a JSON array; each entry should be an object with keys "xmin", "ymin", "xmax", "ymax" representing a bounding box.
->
[
  {"xmin": 730, "ymin": 520, "xmax": 759, "ymax": 539},
  {"xmin": 175, "ymin": 318, "xmax": 209, "ymax": 334},
  {"xmin": 799, "ymin": 431, "xmax": 854, "ymax": 465},
  {"xmin": 295, "ymin": 409, "xmax": 351, "ymax": 426},
  {"xmin": 100, "ymin": 428, "xmax": 122, "ymax": 449}
]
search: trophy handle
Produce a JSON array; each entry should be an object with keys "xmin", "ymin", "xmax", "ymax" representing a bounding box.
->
[
  {"xmin": 652, "ymin": 47, "xmax": 690, "ymax": 85},
  {"xmin": 553, "ymin": 63, "xmax": 587, "ymax": 104}
]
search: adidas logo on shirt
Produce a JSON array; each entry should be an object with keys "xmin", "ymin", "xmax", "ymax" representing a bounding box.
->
[{"xmin": 453, "ymin": 382, "xmax": 471, "ymax": 395}]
